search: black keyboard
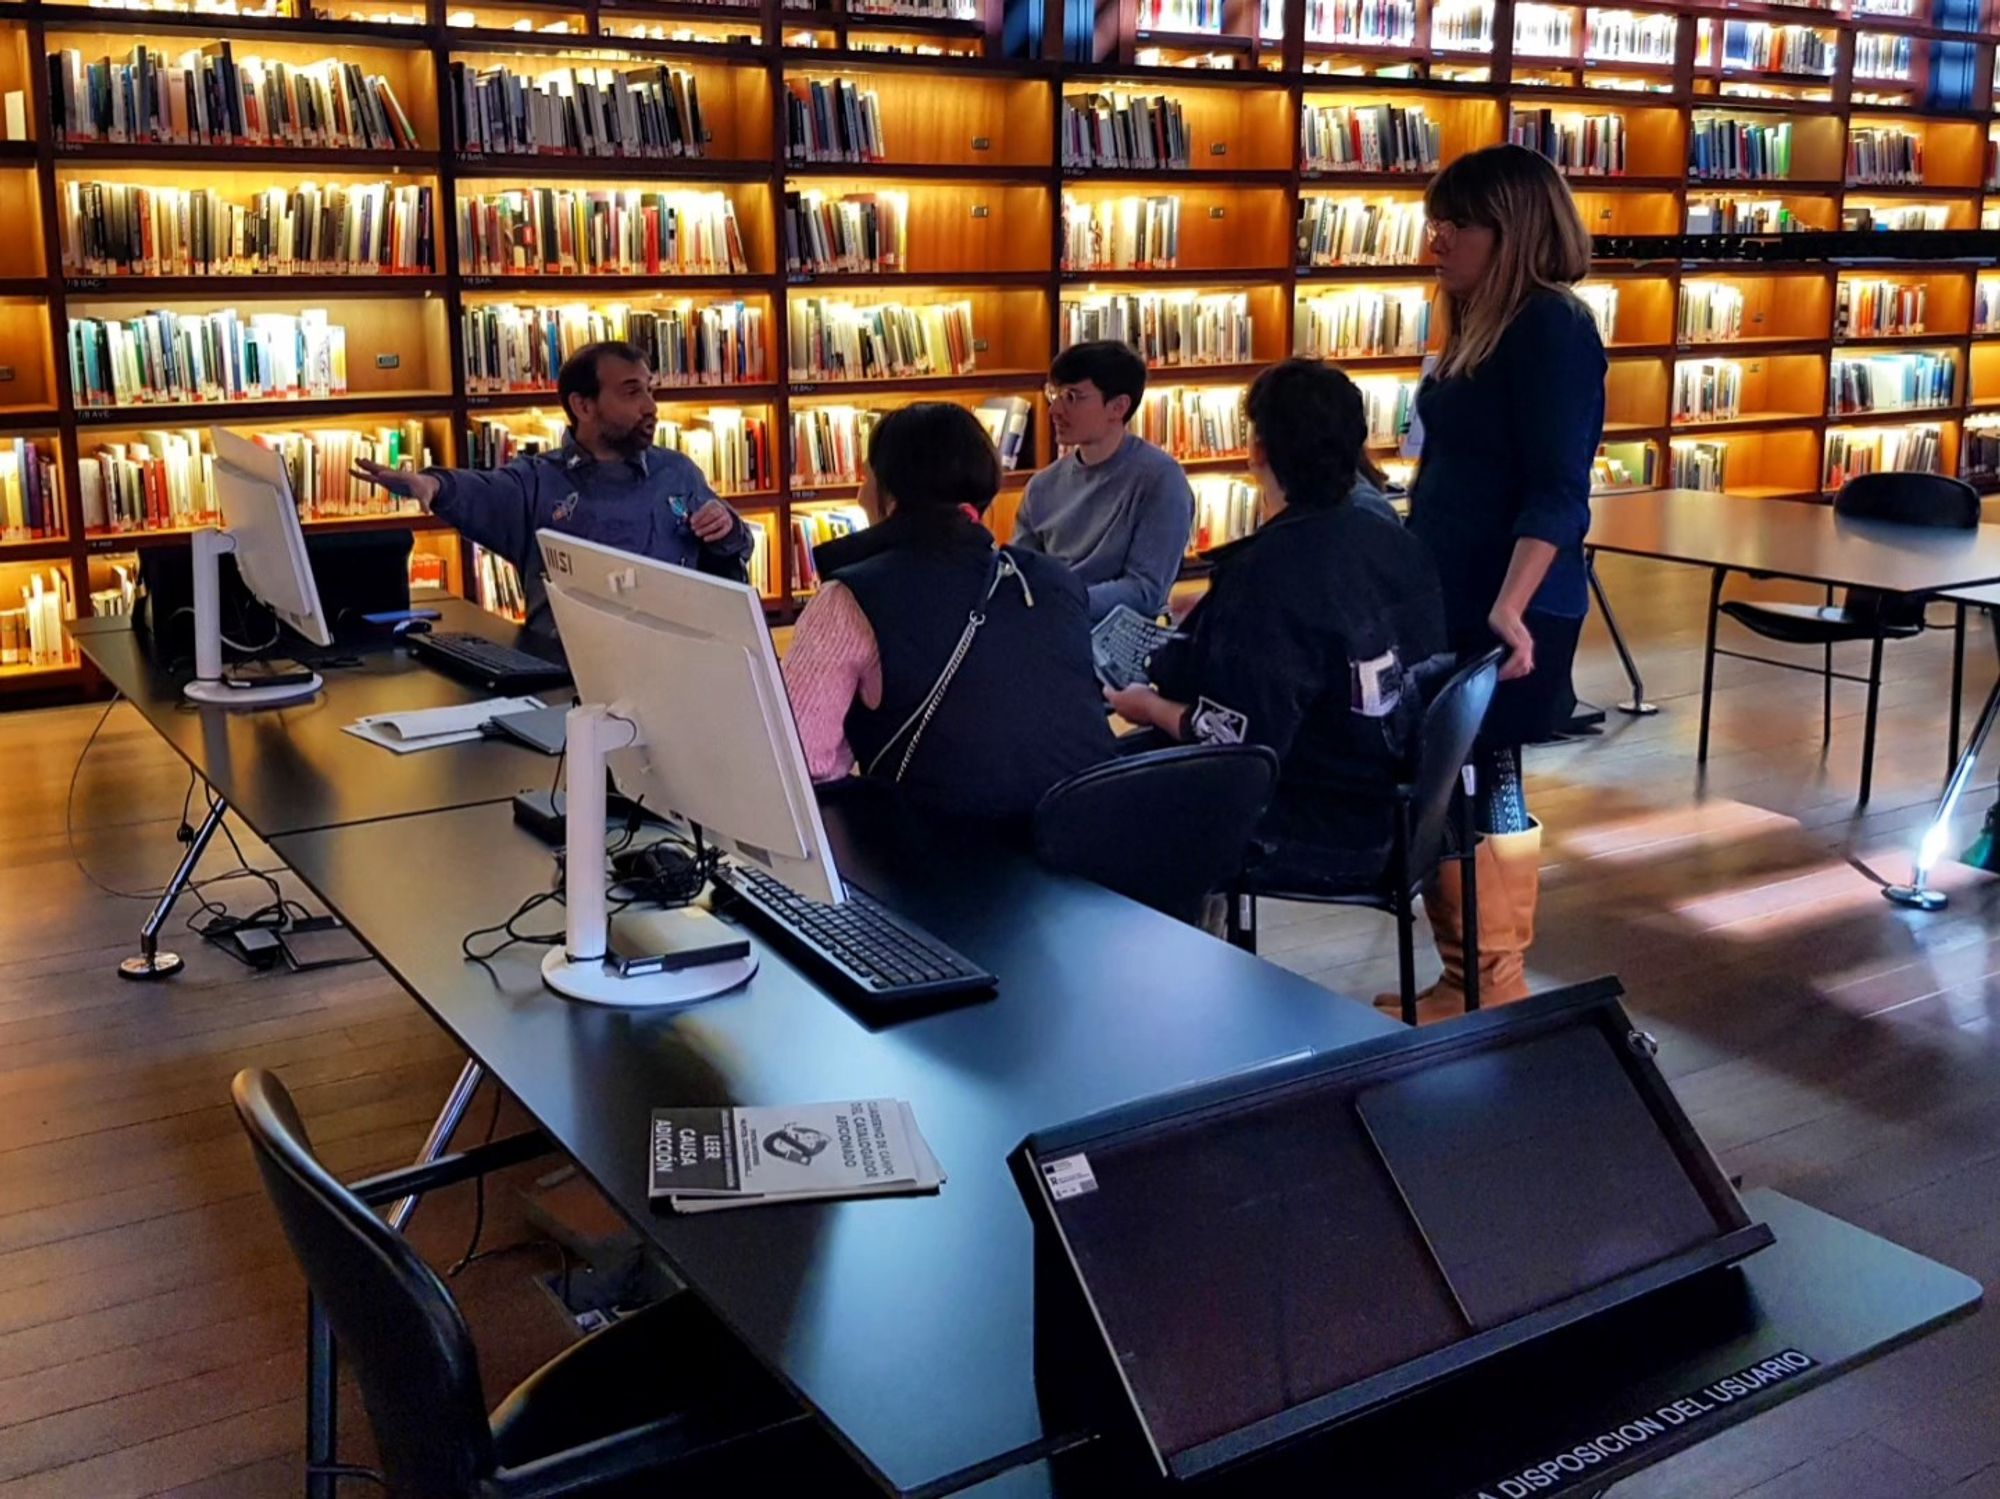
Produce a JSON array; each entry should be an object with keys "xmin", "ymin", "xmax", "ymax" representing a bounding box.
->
[
  {"xmin": 409, "ymin": 631, "xmax": 572, "ymax": 693},
  {"xmin": 713, "ymin": 864, "xmax": 995, "ymax": 1019}
]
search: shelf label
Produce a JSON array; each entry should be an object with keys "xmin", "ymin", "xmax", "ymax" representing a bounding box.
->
[
  {"xmin": 68, "ymin": 278, "xmax": 103, "ymax": 292},
  {"xmin": 793, "ymin": 488, "xmax": 819, "ymax": 500},
  {"xmin": 972, "ymin": 136, "xmax": 991, "ymax": 151},
  {"xmin": 1209, "ymin": 206, "xmax": 1227, "ymax": 219},
  {"xmin": 376, "ymin": 353, "xmax": 401, "ymax": 370},
  {"xmin": 788, "ymin": 273, "xmax": 813, "ymax": 284},
  {"xmin": 972, "ymin": 204, "xmax": 990, "ymax": 218},
  {"xmin": 973, "ymin": 338, "xmax": 989, "ymax": 352},
  {"xmin": 0, "ymin": 367, "xmax": 14, "ymax": 383},
  {"xmin": 78, "ymin": 409, "xmax": 112, "ymax": 423},
  {"xmin": 1210, "ymin": 142, "xmax": 1227, "ymax": 156},
  {"xmin": 794, "ymin": 384, "xmax": 817, "ymax": 394},
  {"xmin": 464, "ymin": 276, "xmax": 495, "ymax": 288},
  {"xmin": 467, "ymin": 395, "xmax": 492, "ymax": 407}
]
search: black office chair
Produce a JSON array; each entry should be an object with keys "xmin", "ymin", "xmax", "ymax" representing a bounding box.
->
[
  {"xmin": 1224, "ymin": 650, "xmax": 1501, "ymax": 1027},
  {"xmin": 231, "ymin": 1069, "xmax": 823, "ymax": 1499},
  {"xmin": 1703, "ymin": 471, "xmax": 1980, "ymax": 805},
  {"xmin": 1030, "ymin": 744, "xmax": 1281, "ymax": 925}
]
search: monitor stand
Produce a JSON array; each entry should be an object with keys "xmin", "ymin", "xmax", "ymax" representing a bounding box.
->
[
  {"xmin": 540, "ymin": 703, "xmax": 757, "ymax": 1008},
  {"xmin": 183, "ymin": 529, "xmax": 322, "ymax": 708}
]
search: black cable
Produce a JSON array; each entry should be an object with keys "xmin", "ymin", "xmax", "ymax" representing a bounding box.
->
[
  {"xmin": 447, "ymin": 1083, "xmax": 505, "ymax": 1278},
  {"xmin": 65, "ymin": 694, "xmax": 178, "ymax": 901}
]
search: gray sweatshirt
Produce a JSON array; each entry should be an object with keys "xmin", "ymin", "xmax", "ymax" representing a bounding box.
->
[{"xmin": 1010, "ymin": 434, "xmax": 1195, "ymax": 622}]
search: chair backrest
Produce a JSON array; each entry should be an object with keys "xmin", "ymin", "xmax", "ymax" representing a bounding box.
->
[
  {"xmin": 232, "ymin": 1069, "xmax": 496, "ymax": 1498},
  {"xmin": 1403, "ymin": 649, "xmax": 1502, "ymax": 890},
  {"xmin": 1031, "ymin": 743, "xmax": 1280, "ymax": 924},
  {"xmin": 1834, "ymin": 473, "xmax": 1981, "ymax": 628},
  {"xmin": 1834, "ymin": 471, "xmax": 1981, "ymax": 529}
]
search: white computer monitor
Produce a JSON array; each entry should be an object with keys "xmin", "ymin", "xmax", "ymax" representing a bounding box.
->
[
  {"xmin": 537, "ymin": 528, "xmax": 845, "ymax": 1006},
  {"xmin": 182, "ymin": 427, "xmax": 333, "ymax": 707}
]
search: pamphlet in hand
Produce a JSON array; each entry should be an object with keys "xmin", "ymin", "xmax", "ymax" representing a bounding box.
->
[
  {"xmin": 649, "ymin": 1098, "xmax": 944, "ymax": 1213},
  {"xmin": 1092, "ymin": 605, "xmax": 1183, "ymax": 691}
]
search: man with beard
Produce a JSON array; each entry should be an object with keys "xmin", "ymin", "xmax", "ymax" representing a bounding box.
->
[{"xmin": 351, "ymin": 340, "xmax": 754, "ymax": 644}]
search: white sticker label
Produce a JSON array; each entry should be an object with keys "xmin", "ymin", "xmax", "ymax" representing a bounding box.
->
[{"xmin": 1041, "ymin": 1152, "xmax": 1098, "ymax": 1200}]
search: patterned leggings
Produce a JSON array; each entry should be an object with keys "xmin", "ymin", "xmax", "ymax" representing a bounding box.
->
[{"xmin": 1477, "ymin": 744, "xmax": 1531, "ymax": 835}]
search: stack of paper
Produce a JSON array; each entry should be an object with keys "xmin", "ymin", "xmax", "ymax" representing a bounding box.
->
[
  {"xmin": 649, "ymin": 1099, "xmax": 943, "ymax": 1214},
  {"xmin": 344, "ymin": 695, "xmax": 545, "ymax": 754}
]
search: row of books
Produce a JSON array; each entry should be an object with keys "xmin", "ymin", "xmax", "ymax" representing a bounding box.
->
[
  {"xmin": 59, "ymin": 181, "xmax": 435, "ymax": 278},
  {"xmin": 1836, "ymin": 279, "xmax": 1926, "ymax": 339},
  {"xmin": 1297, "ymin": 0, "xmax": 1416, "ymax": 45},
  {"xmin": 1593, "ymin": 441, "xmax": 1656, "ymax": 492},
  {"xmin": 1062, "ymin": 194, "xmax": 1180, "ymax": 272},
  {"xmin": 1850, "ymin": 204, "xmax": 1950, "ymax": 231},
  {"xmin": 1717, "ymin": 20, "xmax": 1836, "ymax": 77},
  {"xmin": 790, "ymin": 398, "xmax": 1026, "ymax": 483},
  {"xmin": 1133, "ymin": 385, "xmax": 1247, "ymax": 460},
  {"xmin": 784, "ymin": 78, "xmax": 885, "ymax": 165},
  {"xmin": 1294, "ymin": 287, "xmax": 1430, "ymax": 358},
  {"xmin": 472, "ymin": 543, "xmax": 527, "ymax": 623},
  {"xmin": 1671, "ymin": 358, "xmax": 1741, "ymax": 422},
  {"xmin": 462, "ymin": 300, "xmax": 768, "ymax": 392},
  {"xmin": 89, "ymin": 564, "xmax": 138, "ymax": 624},
  {"xmin": 1977, "ymin": 280, "xmax": 2000, "ymax": 334},
  {"xmin": 1686, "ymin": 198, "xmax": 1805, "ymax": 234},
  {"xmin": 1354, "ymin": 374, "xmax": 1418, "ymax": 443},
  {"xmin": 1061, "ymin": 92, "xmax": 1191, "ymax": 170},
  {"xmin": 1134, "ymin": 0, "xmax": 1225, "ymax": 32},
  {"xmin": 1689, "ymin": 117, "xmax": 1792, "ymax": 181},
  {"xmin": 1670, "ymin": 438, "xmax": 1727, "ymax": 491},
  {"xmin": 1301, "ymin": 104, "xmax": 1439, "ymax": 175},
  {"xmin": 48, "ymin": 44, "xmax": 418, "ymax": 151},
  {"xmin": 449, "ymin": 62, "xmax": 709, "ymax": 160},
  {"xmin": 1297, "ymin": 196, "xmax": 1424, "ymax": 266},
  {"xmin": 464, "ymin": 408, "xmax": 773, "ymax": 493},
  {"xmin": 1585, "ymin": 10, "xmax": 1677, "ymax": 64},
  {"xmin": 0, "ymin": 440, "xmax": 60, "ymax": 541},
  {"xmin": 786, "ymin": 298, "xmax": 976, "ymax": 381},
  {"xmin": 1852, "ymin": 32, "xmax": 1913, "ymax": 80},
  {"xmin": 1190, "ymin": 475, "xmax": 1257, "ymax": 552},
  {"xmin": 783, "ymin": 189, "xmax": 908, "ymax": 275},
  {"xmin": 790, "ymin": 506, "xmax": 868, "ymax": 593},
  {"xmin": 457, "ymin": 189, "xmax": 748, "ymax": 277},
  {"xmin": 1509, "ymin": 109, "xmax": 1625, "ymax": 177},
  {"xmin": 1677, "ymin": 281, "xmax": 1744, "ymax": 342},
  {"xmin": 1829, "ymin": 351, "xmax": 1956, "ymax": 414},
  {"xmin": 1576, "ymin": 283, "xmax": 1618, "ymax": 344},
  {"xmin": 1432, "ymin": 0, "xmax": 1495, "ymax": 50},
  {"xmin": 1963, "ymin": 418, "xmax": 2000, "ymax": 484},
  {"xmin": 1823, "ymin": 423, "xmax": 1941, "ymax": 488},
  {"xmin": 1512, "ymin": 3, "xmax": 1575, "ymax": 57},
  {"xmin": 1060, "ymin": 291, "xmax": 1254, "ymax": 368},
  {"xmin": 1846, "ymin": 128, "xmax": 1923, "ymax": 186},
  {"xmin": 3, "ymin": 572, "xmax": 74, "ymax": 671},
  {"xmin": 69, "ymin": 308, "xmax": 347, "ymax": 408},
  {"xmin": 78, "ymin": 423, "xmax": 429, "ymax": 533}
]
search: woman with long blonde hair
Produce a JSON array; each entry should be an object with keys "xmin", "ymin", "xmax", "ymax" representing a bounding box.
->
[{"xmin": 1396, "ymin": 143, "xmax": 1605, "ymax": 1020}]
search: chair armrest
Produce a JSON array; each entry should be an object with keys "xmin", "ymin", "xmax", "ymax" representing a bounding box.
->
[
  {"xmin": 348, "ymin": 1129, "xmax": 554, "ymax": 1207},
  {"xmin": 483, "ymin": 1412, "xmax": 814, "ymax": 1498}
]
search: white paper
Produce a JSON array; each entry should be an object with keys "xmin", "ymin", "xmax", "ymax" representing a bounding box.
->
[
  {"xmin": 343, "ymin": 695, "xmax": 544, "ymax": 755},
  {"xmin": 670, "ymin": 1103, "xmax": 944, "ymax": 1213}
]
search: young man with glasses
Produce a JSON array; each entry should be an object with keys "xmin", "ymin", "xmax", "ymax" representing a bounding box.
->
[{"xmin": 1010, "ymin": 340, "xmax": 1195, "ymax": 623}]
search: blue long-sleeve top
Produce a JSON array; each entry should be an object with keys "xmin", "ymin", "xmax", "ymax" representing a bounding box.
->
[
  {"xmin": 425, "ymin": 434, "xmax": 752, "ymax": 639},
  {"xmin": 1407, "ymin": 289, "xmax": 1606, "ymax": 638}
]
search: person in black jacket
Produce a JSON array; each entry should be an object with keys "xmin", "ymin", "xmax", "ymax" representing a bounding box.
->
[
  {"xmin": 1105, "ymin": 359, "xmax": 1449, "ymax": 884},
  {"xmin": 782, "ymin": 402, "xmax": 1115, "ymax": 828}
]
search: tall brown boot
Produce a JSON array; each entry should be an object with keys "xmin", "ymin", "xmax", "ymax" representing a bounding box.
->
[
  {"xmin": 1482, "ymin": 819, "xmax": 1542, "ymax": 1007},
  {"xmin": 1376, "ymin": 825, "xmax": 1537, "ymax": 1022}
]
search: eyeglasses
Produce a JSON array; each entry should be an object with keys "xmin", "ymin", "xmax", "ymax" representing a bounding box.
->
[{"xmin": 1044, "ymin": 385, "xmax": 1101, "ymax": 409}]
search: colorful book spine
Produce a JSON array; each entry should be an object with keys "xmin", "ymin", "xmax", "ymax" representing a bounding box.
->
[
  {"xmin": 1829, "ymin": 352, "xmax": 1957, "ymax": 414},
  {"xmin": 1296, "ymin": 196, "xmax": 1426, "ymax": 266},
  {"xmin": 1132, "ymin": 385, "xmax": 1247, "ymax": 459},
  {"xmin": 785, "ymin": 298, "xmax": 975, "ymax": 381},
  {"xmin": 1836, "ymin": 280, "xmax": 1927, "ymax": 339},
  {"xmin": 60, "ymin": 180, "xmax": 435, "ymax": 277},
  {"xmin": 1061, "ymin": 91, "xmax": 1191, "ymax": 170},
  {"xmin": 1823, "ymin": 424, "xmax": 1941, "ymax": 489},
  {"xmin": 68, "ymin": 308, "xmax": 348, "ymax": 408},
  {"xmin": 1672, "ymin": 359, "xmax": 1742, "ymax": 422},
  {"xmin": 456, "ymin": 188, "xmax": 748, "ymax": 277},
  {"xmin": 782, "ymin": 78, "xmax": 886, "ymax": 165},
  {"xmin": 1510, "ymin": 109, "xmax": 1626, "ymax": 177},
  {"xmin": 1301, "ymin": 103, "xmax": 1440, "ymax": 174},
  {"xmin": 1061, "ymin": 291, "xmax": 1254, "ymax": 368},
  {"xmin": 1295, "ymin": 287, "xmax": 1431, "ymax": 358},
  {"xmin": 1670, "ymin": 439, "xmax": 1728, "ymax": 492},
  {"xmin": 1061, "ymin": 194, "xmax": 1181, "ymax": 271},
  {"xmin": 1677, "ymin": 281, "xmax": 1744, "ymax": 342},
  {"xmin": 450, "ymin": 61, "xmax": 707, "ymax": 159},
  {"xmin": 782, "ymin": 189, "xmax": 908, "ymax": 275},
  {"xmin": 461, "ymin": 300, "xmax": 767, "ymax": 391}
]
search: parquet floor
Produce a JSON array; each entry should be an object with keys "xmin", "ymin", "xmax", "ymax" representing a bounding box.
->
[{"xmin": 2, "ymin": 551, "xmax": 1999, "ymax": 1496}]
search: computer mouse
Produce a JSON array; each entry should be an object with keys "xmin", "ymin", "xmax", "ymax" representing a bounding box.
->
[{"xmin": 393, "ymin": 618, "xmax": 432, "ymax": 637}]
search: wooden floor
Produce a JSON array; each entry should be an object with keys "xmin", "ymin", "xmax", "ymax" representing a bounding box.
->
[{"xmin": 3, "ymin": 552, "xmax": 2000, "ymax": 1496}]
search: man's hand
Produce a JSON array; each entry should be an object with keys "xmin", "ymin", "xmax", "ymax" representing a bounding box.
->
[
  {"xmin": 1489, "ymin": 602, "xmax": 1536, "ymax": 682},
  {"xmin": 1105, "ymin": 682, "xmax": 1176, "ymax": 736},
  {"xmin": 689, "ymin": 497, "xmax": 737, "ymax": 544},
  {"xmin": 351, "ymin": 459, "xmax": 439, "ymax": 507}
]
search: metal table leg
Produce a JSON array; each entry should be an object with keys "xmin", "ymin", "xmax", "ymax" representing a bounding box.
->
[
  {"xmin": 386, "ymin": 1058, "xmax": 486, "ymax": 1231},
  {"xmin": 1586, "ymin": 550, "xmax": 1659, "ymax": 716},
  {"xmin": 1886, "ymin": 607, "xmax": 2000, "ymax": 912},
  {"xmin": 117, "ymin": 796, "xmax": 228, "ymax": 981}
]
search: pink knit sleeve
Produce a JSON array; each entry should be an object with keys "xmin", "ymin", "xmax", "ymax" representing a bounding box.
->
[{"xmin": 781, "ymin": 581, "xmax": 882, "ymax": 783}]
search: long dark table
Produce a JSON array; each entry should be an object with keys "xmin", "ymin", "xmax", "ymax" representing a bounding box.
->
[
  {"xmin": 69, "ymin": 598, "xmax": 556, "ymax": 838},
  {"xmin": 271, "ymin": 794, "xmax": 1982, "ymax": 1499},
  {"xmin": 270, "ymin": 794, "xmax": 1400, "ymax": 1498}
]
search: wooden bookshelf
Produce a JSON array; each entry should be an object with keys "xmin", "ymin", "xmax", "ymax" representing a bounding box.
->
[{"xmin": 4, "ymin": 0, "xmax": 2000, "ymax": 701}]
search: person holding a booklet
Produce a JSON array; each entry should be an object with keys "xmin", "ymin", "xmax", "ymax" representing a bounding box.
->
[
  {"xmin": 1104, "ymin": 359, "xmax": 1448, "ymax": 892},
  {"xmin": 350, "ymin": 340, "xmax": 757, "ymax": 646}
]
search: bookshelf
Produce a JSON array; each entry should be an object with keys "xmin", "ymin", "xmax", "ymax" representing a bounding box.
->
[{"xmin": 2, "ymin": 0, "xmax": 2000, "ymax": 704}]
